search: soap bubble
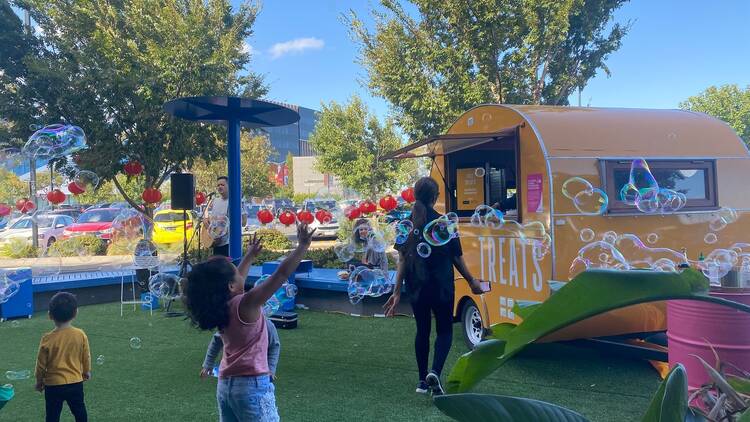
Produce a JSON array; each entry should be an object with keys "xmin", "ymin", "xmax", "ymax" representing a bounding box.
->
[
  {"xmin": 0, "ymin": 148, "xmax": 23, "ymax": 169},
  {"xmin": 531, "ymin": 234, "xmax": 552, "ymax": 260},
  {"xmin": 470, "ymin": 205, "xmax": 497, "ymax": 227},
  {"xmin": 704, "ymin": 233, "xmax": 718, "ymax": 245},
  {"xmin": 393, "ymin": 220, "xmax": 413, "ymax": 245},
  {"xmin": 697, "ymin": 249, "xmax": 738, "ymax": 282},
  {"xmin": 474, "ymin": 168, "xmax": 485, "ymax": 177},
  {"xmin": 23, "ymin": 124, "xmax": 86, "ymax": 160},
  {"xmin": 619, "ymin": 159, "xmax": 686, "ymax": 214},
  {"xmin": 132, "ymin": 239, "xmax": 159, "ymax": 269},
  {"xmin": 417, "ymin": 242, "xmax": 432, "ymax": 258},
  {"xmin": 4, "ymin": 370, "xmax": 30, "ymax": 380},
  {"xmin": 562, "ymin": 177, "xmax": 594, "ymax": 200},
  {"xmin": 579, "ymin": 228, "xmax": 595, "ymax": 243},
  {"xmin": 207, "ymin": 215, "xmax": 229, "ymax": 240},
  {"xmin": 347, "ymin": 266, "xmax": 393, "ymax": 304},
  {"xmin": 367, "ymin": 230, "xmax": 387, "ymax": 253},
  {"xmin": 255, "ymin": 275, "xmax": 298, "ymax": 315},
  {"xmin": 129, "ymin": 337, "xmax": 142, "ymax": 349},
  {"xmin": 148, "ymin": 273, "xmax": 180, "ymax": 298},
  {"xmin": 484, "ymin": 208, "xmax": 505, "ymax": 229},
  {"xmin": 112, "ymin": 209, "xmax": 145, "ymax": 250},
  {"xmin": 96, "ymin": 355, "xmax": 105, "ymax": 365},
  {"xmin": 72, "ymin": 170, "xmax": 99, "ymax": 192},
  {"xmin": 0, "ymin": 272, "xmax": 21, "ymax": 304},
  {"xmin": 573, "ymin": 188, "xmax": 608, "ymax": 215},
  {"xmin": 646, "ymin": 233, "xmax": 659, "ymax": 245},
  {"xmin": 10, "ymin": 321, "xmax": 20, "ymax": 328},
  {"xmin": 602, "ymin": 231, "xmax": 618, "ymax": 245},
  {"xmin": 334, "ymin": 243, "xmax": 355, "ymax": 262},
  {"xmin": 709, "ymin": 207, "xmax": 738, "ymax": 232},
  {"xmin": 423, "ymin": 216, "xmax": 458, "ymax": 247}
]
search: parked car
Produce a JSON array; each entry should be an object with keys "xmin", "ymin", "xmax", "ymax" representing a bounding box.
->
[
  {"xmin": 47, "ymin": 206, "xmax": 84, "ymax": 221},
  {"xmin": 243, "ymin": 204, "xmax": 263, "ymax": 235},
  {"xmin": 0, "ymin": 214, "xmax": 75, "ymax": 249},
  {"xmin": 84, "ymin": 202, "xmax": 129, "ymax": 211},
  {"xmin": 61, "ymin": 208, "xmax": 121, "ymax": 242},
  {"xmin": 262, "ymin": 198, "xmax": 295, "ymax": 215},
  {"xmin": 301, "ymin": 198, "xmax": 337, "ymax": 212},
  {"xmin": 310, "ymin": 214, "xmax": 340, "ymax": 239},
  {"xmin": 152, "ymin": 209, "xmax": 197, "ymax": 245}
]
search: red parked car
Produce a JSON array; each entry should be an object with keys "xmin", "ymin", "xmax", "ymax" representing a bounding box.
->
[{"xmin": 61, "ymin": 208, "xmax": 121, "ymax": 241}]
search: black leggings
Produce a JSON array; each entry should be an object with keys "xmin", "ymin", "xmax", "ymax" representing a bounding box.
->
[
  {"xmin": 44, "ymin": 382, "xmax": 87, "ymax": 422},
  {"xmin": 411, "ymin": 287, "xmax": 454, "ymax": 381}
]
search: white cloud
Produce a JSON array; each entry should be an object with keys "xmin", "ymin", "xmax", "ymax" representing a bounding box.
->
[
  {"xmin": 269, "ymin": 37, "xmax": 324, "ymax": 59},
  {"xmin": 241, "ymin": 41, "xmax": 255, "ymax": 56}
]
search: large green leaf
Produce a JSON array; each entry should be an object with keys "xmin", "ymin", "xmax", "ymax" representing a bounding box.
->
[
  {"xmin": 728, "ymin": 375, "xmax": 750, "ymax": 395},
  {"xmin": 446, "ymin": 269, "xmax": 750, "ymax": 393},
  {"xmin": 433, "ymin": 393, "xmax": 590, "ymax": 422},
  {"xmin": 642, "ymin": 364, "xmax": 688, "ymax": 422}
]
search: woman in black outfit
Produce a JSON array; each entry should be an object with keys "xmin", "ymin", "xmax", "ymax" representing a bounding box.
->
[{"xmin": 384, "ymin": 177, "xmax": 485, "ymax": 396}]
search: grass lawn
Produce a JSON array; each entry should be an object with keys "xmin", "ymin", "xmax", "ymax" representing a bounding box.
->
[{"xmin": 0, "ymin": 301, "xmax": 661, "ymax": 421}]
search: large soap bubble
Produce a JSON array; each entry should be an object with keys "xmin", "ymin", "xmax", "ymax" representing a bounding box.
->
[
  {"xmin": 423, "ymin": 216, "xmax": 458, "ymax": 247},
  {"xmin": 0, "ymin": 271, "xmax": 21, "ymax": 304},
  {"xmin": 207, "ymin": 215, "xmax": 229, "ymax": 240},
  {"xmin": 254, "ymin": 275, "xmax": 298, "ymax": 316},
  {"xmin": 334, "ymin": 242, "xmax": 355, "ymax": 262},
  {"xmin": 148, "ymin": 273, "xmax": 180, "ymax": 298},
  {"xmin": 618, "ymin": 159, "xmax": 687, "ymax": 214},
  {"xmin": 347, "ymin": 266, "xmax": 393, "ymax": 304},
  {"xmin": 23, "ymin": 124, "xmax": 86, "ymax": 160},
  {"xmin": 72, "ymin": 170, "xmax": 100, "ymax": 193},
  {"xmin": 111, "ymin": 209, "xmax": 145, "ymax": 250},
  {"xmin": 392, "ymin": 220, "xmax": 413, "ymax": 245}
]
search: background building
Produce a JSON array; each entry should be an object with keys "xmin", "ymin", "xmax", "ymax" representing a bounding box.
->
[
  {"xmin": 262, "ymin": 102, "xmax": 319, "ymax": 159},
  {"xmin": 292, "ymin": 156, "xmax": 348, "ymax": 197}
]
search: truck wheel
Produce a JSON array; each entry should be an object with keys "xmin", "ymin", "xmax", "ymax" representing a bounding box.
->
[{"xmin": 461, "ymin": 300, "xmax": 484, "ymax": 350}]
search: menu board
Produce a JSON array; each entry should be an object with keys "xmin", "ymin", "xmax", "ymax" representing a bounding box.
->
[{"xmin": 456, "ymin": 168, "xmax": 484, "ymax": 210}]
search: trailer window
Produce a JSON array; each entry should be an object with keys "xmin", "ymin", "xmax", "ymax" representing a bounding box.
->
[
  {"xmin": 446, "ymin": 144, "xmax": 518, "ymax": 218},
  {"xmin": 601, "ymin": 159, "xmax": 718, "ymax": 212}
]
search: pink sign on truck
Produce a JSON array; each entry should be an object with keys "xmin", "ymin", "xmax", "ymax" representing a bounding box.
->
[{"xmin": 527, "ymin": 173, "xmax": 543, "ymax": 213}]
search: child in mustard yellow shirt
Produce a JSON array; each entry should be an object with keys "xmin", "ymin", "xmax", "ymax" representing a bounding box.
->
[{"xmin": 35, "ymin": 292, "xmax": 91, "ymax": 422}]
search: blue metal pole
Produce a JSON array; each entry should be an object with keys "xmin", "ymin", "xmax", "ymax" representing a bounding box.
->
[{"xmin": 227, "ymin": 117, "xmax": 243, "ymax": 259}]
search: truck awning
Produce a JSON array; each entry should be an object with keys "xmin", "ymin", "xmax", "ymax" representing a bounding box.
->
[{"xmin": 383, "ymin": 126, "xmax": 519, "ymax": 160}]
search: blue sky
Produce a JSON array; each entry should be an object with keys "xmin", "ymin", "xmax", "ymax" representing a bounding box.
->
[{"xmin": 242, "ymin": 0, "xmax": 750, "ymax": 117}]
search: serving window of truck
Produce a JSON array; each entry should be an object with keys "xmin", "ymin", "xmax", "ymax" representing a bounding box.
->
[{"xmin": 384, "ymin": 126, "xmax": 521, "ymax": 219}]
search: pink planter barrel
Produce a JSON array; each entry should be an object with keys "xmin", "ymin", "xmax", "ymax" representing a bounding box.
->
[{"xmin": 668, "ymin": 288, "xmax": 750, "ymax": 389}]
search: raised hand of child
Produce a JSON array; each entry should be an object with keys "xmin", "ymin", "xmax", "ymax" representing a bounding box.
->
[
  {"xmin": 245, "ymin": 233, "xmax": 263, "ymax": 259},
  {"xmin": 296, "ymin": 223, "xmax": 316, "ymax": 248}
]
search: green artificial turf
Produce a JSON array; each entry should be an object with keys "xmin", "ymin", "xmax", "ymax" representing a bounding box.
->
[{"xmin": 0, "ymin": 302, "xmax": 660, "ymax": 421}]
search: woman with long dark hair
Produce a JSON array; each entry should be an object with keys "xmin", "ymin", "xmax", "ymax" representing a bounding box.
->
[{"xmin": 384, "ymin": 177, "xmax": 485, "ymax": 396}]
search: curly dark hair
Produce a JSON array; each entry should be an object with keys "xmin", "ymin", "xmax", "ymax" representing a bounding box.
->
[
  {"xmin": 49, "ymin": 292, "xmax": 77, "ymax": 323},
  {"xmin": 183, "ymin": 258, "xmax": 236, "ymax": 331}
]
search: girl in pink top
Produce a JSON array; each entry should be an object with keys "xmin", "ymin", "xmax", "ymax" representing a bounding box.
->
[{"xmin": 184, "ymin": 224, "xmax": 315, "ymax": 422}]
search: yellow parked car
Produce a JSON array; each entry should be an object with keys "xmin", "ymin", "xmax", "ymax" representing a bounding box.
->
[{"xmin": 152, "ymin": 209, "xmax": 197, "ymax": 245}]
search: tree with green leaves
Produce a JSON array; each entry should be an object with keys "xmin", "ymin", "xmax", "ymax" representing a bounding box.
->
[
  {"xmin": 680, "ymin": 84, "xmax": 750, "ymax": 146},
  {"xmin": 1, "ymin": 0, "xmax": 267, "ymax": 221},
  {"xmin": 309, "ymin": 96, "xmax": 414, "ymax": 198},
  {"xmin": 348, "ymin": 0, "xmax": 630, "ymax": 139},
  {"xmin": 0, "ymin": 169, "xmax": 27, "ymax": 204},
  {"xmin": 190, "ymin": 132, "xmax": 277, "ymax": 200}
]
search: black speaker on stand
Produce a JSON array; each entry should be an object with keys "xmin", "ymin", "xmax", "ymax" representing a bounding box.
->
[{"xmin": 164, "ymin": 173, "xmax": 196, "ymax": 317}]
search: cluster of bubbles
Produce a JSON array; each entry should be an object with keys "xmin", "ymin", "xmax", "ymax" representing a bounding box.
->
[
  {"xmin": 112, "ymin": 209, "xmax": 146, "ymax": 250},
  {"xmin": 469, "ymin": 205, "xmax": 552, "ymax": 260},
  {"xmin": 334, "ymin": 218, "xmax": 392, "ymax": 263},
  {"xmin": 147, "ymin": 273, "xmax": 181, "ymax": 299},
  {"xmin": 96, "ymin": 355, "xmax": 105, "ymax": 366},
  {"xmin": 129, "ymin": 337, "xmax": 142, "ymax": 349},
  {"xmin": 570, "ymin": 228, "xmax": 750, "ymax": 285},
  {"xmin": 0, "ymin": 271, "xmax": 21, "ymax": 305},
  {"xmin": 347, "ymin": 266, "xmax": 393, "ymax": 305},
  {"xmin": 703, "ymin": 207, "xmax": 739, "ymax": 245},
  {"xmin": 254, "ymin": 275, "xmax": 298, "ymax": 316},
  {"xmin": 562, "ymin": 177, "xmax": 609, "ymax": 215},
  {"xmin": 71, "ymin": 170, "xmax": 100, "ymax": 192},
  {"xmin": 619, "ymin": 159, "xmax": 687, "ymax": 214},
  {"xmin": 22, "ymin": 124, "xmax": 87, "ymax": 160}
]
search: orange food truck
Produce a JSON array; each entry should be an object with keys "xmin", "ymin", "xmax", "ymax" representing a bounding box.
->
[{"xmin": 385, "ymin": 105, "xmax": 750, "ymax": 350}]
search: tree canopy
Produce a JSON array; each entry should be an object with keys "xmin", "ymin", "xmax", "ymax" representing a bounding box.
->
[
  {"xmin": 349, "ymin": 0, "xmax": 630, "ymax": 139},
  {"xmin": 0, "ymin": 0, "xmax": 267, "ymax": 215},
  {"xmin": 680, "ymin": 84, "xmax": 750, "ymax": 146},
  {"xmin": 309, "ymin": 96, "xmax": 415, "ymax": 198}
]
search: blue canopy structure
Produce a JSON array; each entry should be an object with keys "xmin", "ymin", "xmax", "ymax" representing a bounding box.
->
[{"xmin": 164, "ymin": 96, "xmax": 300, "ymax": 259}]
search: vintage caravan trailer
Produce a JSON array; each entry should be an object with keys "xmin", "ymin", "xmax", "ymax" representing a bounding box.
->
[{"xmin": 386, "ymin": 105, "xmax": 750, "ymax": 349}]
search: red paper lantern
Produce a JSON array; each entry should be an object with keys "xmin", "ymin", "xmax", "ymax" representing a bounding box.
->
[
  {"xmin": 123, "ymin": 160, "xmax": 143, "ymax": 176},
  {"xmin": 315, "ymin": 209, "xmax": 332, "ymax": 224},
  {"xmin": 401, "ymin": 187, "xmax": 415, "ymax": 203},
  {"xmin": 68, "ymin": 181, "xmax": 85, "ymax": 195},
  {"xmin": 257, "ymin": 209, "xmax": 274, "ymax": 225},
  {"xmin": 46, "ymin": 189, "xmax": 66, "ymax": 205},
  {"xmin": 278, "ymin": 210, "xmax": 296, "ymax": 226},
  {"xmin": 195, "ymin": 191, "xmax": 207, "ymax": 206},
  {"xmin": 141, "ymin": 188, "xmax": 162, "ymax": 204},
  {"xmin": 359, "ymin": 200, "xmax": 377, "ymax": 214},
  {"xmin": 15, "ymin": 198, "xmax": 28, "ymax": 211},
  {"xmin": 379, "ymin": 195, "xmax": 398, "ymax": 212},
  {"xmin": 297, "ymin": 210, "xmax": 314, "ymax": 225},
  {"xmin": 17, "ymin": 199, "xmax": 35, "ymax": 214},
  {"xmin": 0, "ymin": 204, "xmax": 11, "ymax": 217},
  {"xmin": 345, "ymin": 206, "xmax": 361, "ymax": 221}
]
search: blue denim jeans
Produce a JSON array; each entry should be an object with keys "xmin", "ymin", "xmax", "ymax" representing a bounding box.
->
[{"xmin": 216, "ymin": 375, "xmax": 279, "ymax": 422}]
